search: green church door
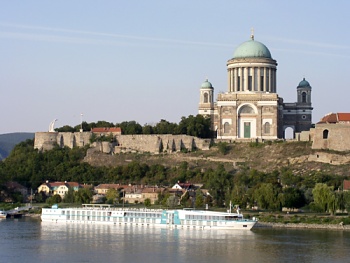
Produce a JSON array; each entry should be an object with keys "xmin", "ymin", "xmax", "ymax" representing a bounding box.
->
[{"xmin": 244, "ymin": 122, "xmax": 251, "ymax": 138}]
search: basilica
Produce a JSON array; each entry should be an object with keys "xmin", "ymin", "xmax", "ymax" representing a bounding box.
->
[{"xmin": 198, "ymin": 33, "xmax": 313, "ymax": 140}]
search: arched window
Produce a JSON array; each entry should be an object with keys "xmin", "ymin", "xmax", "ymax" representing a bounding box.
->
[
  {"xmin": 264, "ymin": 122, "xmax": 270, "ymax": 134},
  {"xmin": 224, "ymin": 122, "xmax": 230, "ymax": 134},
  {"xmin": 323, "ymin": 129, "xmax": 329, "ymax": 139},
  {"xmin": 203, "ymin": 93, "xmax": 209, "ymax": 103},
  {"xmin": 239, "ymin": 105, "xmax": 255, "ymax": 114},
  {"xmin": 302, "ymin": 92, "xmax": 307, "ymax": 103}
]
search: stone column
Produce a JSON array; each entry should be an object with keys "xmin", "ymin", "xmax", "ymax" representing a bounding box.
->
[
  {"xmin": 228, "ymin": 69, "xmax": 231, "ymax": 92},
  {"xmin": 234, "ymin": 68, "xmax": 238, "ymax": 92},
  {"xmin": 239, "ymin": 68, "xmax": 243, "ymax": 92},
  {"xmin": 263, "ymin": 67, "xmax": 267, "ymax": 92},
  {"xmin": 258, "ymin": 67, "xmax": 261, "ymax": 91},
  {"xmin": 252, "ymin": 67, "xmax": 255, "ymax": 91},
  {"xmin": 244, "ymin": 67, "xmax": 248, "ymax": 91},
  {"xmin": 269, "ymin": 68, "xmax": 273, "ymax": 92}
]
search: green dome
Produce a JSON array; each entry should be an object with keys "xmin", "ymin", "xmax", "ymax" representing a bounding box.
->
[
  {"xmin": 297, "ymin": 78, "xmax": 311, "ymax": 89},
  {"xmin": 233, "ymin": 39, "xmax": 272, "ymax": 59},
  {"xmin": 201, "ymin": 79, "xmax": 213, "ymax": 89}
]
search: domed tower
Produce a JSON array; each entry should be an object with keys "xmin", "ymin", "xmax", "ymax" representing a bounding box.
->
[
  {"xmin": 296, "ymin": 78, "xmax": 313, "ymax": 132},
  {"xmin": 227, "ymin": 33, "xmax": 278, "ymax": 93},
  {"xmin": 198, "ymin": 79, "xmax": 215, "ymax": 122},
  {"xmin": 282, "ymin": 78, "xmax": 313, "ymax": 138},
  {"xmin": 297, "ymin": 78, "xmax": 312, "ymax": 104}
]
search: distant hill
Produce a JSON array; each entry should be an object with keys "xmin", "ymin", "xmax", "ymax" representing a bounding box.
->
[{"xmin": 0, "ymin": 133, "xmax": 35, "ymax": 160}]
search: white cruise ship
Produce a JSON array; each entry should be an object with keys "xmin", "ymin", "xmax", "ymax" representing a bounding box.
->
[{"xmin": 41, "ymin": 204, "xmax": 257, "ymax": 230}]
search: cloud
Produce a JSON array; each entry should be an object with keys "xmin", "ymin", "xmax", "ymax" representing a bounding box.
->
[
  {"xmin": 1, "ymin": 22, "xmax": 349, "ymax": 57},
  {"xmin": 0, "ymin": 22, "xmax": 232, "ymax": 48}
]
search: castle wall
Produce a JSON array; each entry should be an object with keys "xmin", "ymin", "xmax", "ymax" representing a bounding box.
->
[
  {"xmin": 312, "ymin": 124, "xmax": 350, "ymax": 151},
  {"xmin": 35, "ymin": 132, "xmax": 211, "ymax": 153}
]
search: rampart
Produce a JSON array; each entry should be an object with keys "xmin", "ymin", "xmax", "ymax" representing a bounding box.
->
[{"xmin": 34, "ymin": 132, "xmax": 211, "ymax": 153}]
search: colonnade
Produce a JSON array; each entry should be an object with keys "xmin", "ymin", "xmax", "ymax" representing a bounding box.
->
[{"xmin": 227, "ymin": 66, "xmax": 277, "ymax": 93}]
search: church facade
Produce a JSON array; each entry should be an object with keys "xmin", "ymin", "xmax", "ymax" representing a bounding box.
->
[{"xmin": 198, "ymin": 34, "xmax": 313, "ymax": 140}]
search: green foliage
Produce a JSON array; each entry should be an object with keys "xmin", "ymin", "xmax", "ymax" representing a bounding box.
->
[
  {"xmin": 105, "ymin": 188, "xmax": 118, "ymax": 204},
  {"xmin": 46, "ymin": 194, "xmax": 62, "ymax": 205},
  {"xmin": 144, "ymin": 198, "xmax": 151, "ymax": 207},
  {"xmin": 195, "ymin": 189, "xmax": 204, "ymax": 208},
  {"xmin": 74, "ymin": 188, "xmax": 93, "ymax": 204},
  {"xmin": 217, "ymin": 142, "xmax": 230, "ymax": 155}
]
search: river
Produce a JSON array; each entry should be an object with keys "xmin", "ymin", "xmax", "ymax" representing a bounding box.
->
[{"xmin": 1, "ymin": 217, "xmax": 349, "ymax": 263}]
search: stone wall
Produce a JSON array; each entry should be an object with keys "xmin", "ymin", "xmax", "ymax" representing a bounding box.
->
[
  {"xmin": 34, "ymin": 132, "xmax": 211, "ymax": 153},
  {"xmin": 35, "ymin": 132, "xmax": 91, "ymax": 151},
  {"xmin": 312, "ymin": 124, "xmax": 350, "ymax": 151}
]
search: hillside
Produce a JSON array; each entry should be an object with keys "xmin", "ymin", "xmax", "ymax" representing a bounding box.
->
[
  {"xmin": 84, "ymin": 141, "xmax": 350, "ymax": 176},
  {"xmin": 0, "ymin": 133, "xmax": 35, "ymax": 160}
]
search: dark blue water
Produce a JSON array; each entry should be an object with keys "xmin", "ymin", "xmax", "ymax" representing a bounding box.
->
[{"xmin": 1, "ymin": 217, "xmax": 349, "ymax": 263}]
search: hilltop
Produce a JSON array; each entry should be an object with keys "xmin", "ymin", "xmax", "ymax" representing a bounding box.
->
[
  {"xmin": 84, "ymin": 141, "xmax": 350, "ymax": 177},
  {"xmin": 0, "ymin": 133, "xmax": 35, "ymax": 160}
]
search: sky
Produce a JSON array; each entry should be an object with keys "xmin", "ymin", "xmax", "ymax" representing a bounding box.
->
[{"xmin": 1, "ymin": 1, "xmax": 350, "ymax": 134}]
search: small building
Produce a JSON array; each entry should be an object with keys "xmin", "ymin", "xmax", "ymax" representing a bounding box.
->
[
  {"xmin": 91, "ymin": 127, "xmax": 122, "ymax": 136},
  {"xmin": 141, "ymin": 187, "xmax": 165, "ymax": 204},
  {"xmin": 37, "ymin": 181, "xmax": 83, "ymax": 199},
  {"xmin": 312, "ymin": 113, "xmax": 350, "ymax": 151},
  {"xmin": 94, "ymin": 184, "xmax": 122, "ymax": 195}
]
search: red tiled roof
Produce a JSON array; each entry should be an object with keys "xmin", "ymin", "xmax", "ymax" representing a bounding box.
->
[
  {"xmin": 337, "ymin": 113, "xmax": 350, "ymax": 122},
  {"xmin": 318, "ymin": 113, "xmax": 350, "ymax": 124},
  {"xmin": 95, "ymin": 184, "xmax": 121, "ymax": 189},
  {"xmin": 141, "ymin": 187, "xmax": 165, "ymax": 193},
  {"xmin": 91, "ymin": 127, "xmax": 121, "ymax": 133}
]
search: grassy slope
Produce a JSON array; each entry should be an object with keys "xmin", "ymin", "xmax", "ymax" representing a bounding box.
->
[{"xmin": 84, "ymin": 141, "xmax": 350, "ymax": 176}]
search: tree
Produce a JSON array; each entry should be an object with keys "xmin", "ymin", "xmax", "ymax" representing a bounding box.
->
[
  {"xmin": 166, "ymin": 195, "xmax": 179, "ymax": 208},
  {"xmin": 144, "ymin": 198, "xmax": 151, "ymax": 207},
  {"xmin": 63, "ymin": 188, "xmax": 75, "ymax": 203},
  {"xmin": 75, "ymin": 188, "xmax": 93, "ymax": 204},
  {"xmin": 280, "ymin": 187, "xmax": 305, "ymax": 208},
  {"xmin": 195, "ymin": 189, "xmax": 204, "ymax": 208},
  {"xmin": 46, "ymin": 194, "xmax": 62, "ymax": 205},
  {"xmin": 105, "ymin": 188, "xmax": 118, "ymax": 204},
  {"xmin": 312, "ymin": 183, "xmax": 333, "ymax": 213},
  {"xmin": 254, "ymin": 183, "xmax": 280, "ymax": 210}
]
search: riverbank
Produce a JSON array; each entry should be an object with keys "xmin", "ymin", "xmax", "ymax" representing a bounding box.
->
[{"xmin": 255, "ymin": 221, "xmax": 350, "ymax": 230}]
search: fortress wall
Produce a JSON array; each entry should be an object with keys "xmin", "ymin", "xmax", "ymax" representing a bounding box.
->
[
  {"xmin": 312, "ymin": 124, "xmax": 350, "ymax": 151},
  {"xmin": 73, "ymin": 132, "xmax": 91, "ymax": 147},
  {"xmin": 35, "ymin": 132, "xmax": 211, "ymax": 153},
  {"xmin": 115, "ymin": 135, "xmax": 161, "ymax": 153},
  {"xmin": 34, "ymin": 132, "xmax": 58, "ymax": 151}
]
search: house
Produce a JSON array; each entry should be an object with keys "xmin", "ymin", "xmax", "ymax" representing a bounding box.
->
[
  {"xmin": 37, "ymin": 181, "xmax": 83, "ymax": 199},
  {"xmin": 312, "ymin": 113, "xmax": 350, "ymax": 151},
  {"xmin": 91, "ymin": 127, "xmax": 122, "ymax": 136},
  {"xmin": 141, "ymin": 187, "xmax": 165, "ymax": 204},
  {"xmin": 94, "ymin": 184, "xmax": 122, "ymax": 195}
]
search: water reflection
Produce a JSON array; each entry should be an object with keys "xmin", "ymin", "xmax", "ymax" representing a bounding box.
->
[{"xmin": 1, "ymin": 218, "xmax": 349, "ymax": 263}]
